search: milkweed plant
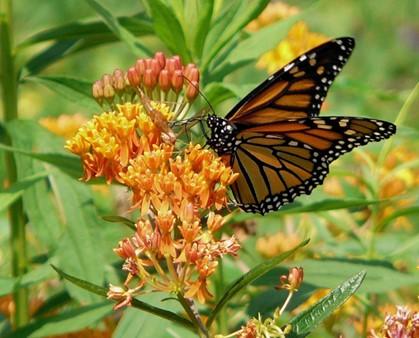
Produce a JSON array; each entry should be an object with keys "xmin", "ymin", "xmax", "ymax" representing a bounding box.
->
[{"xmin": 1, "ymin": 1, "xmax": 417, "ymax": 338}]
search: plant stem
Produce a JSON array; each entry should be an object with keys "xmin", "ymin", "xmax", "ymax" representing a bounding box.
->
[
  {"xmin": 177, "ymin": 293, "xmax": 209, "ymax": 338},
  {"xmin": 0, "ymin": 0, "xmax": 29, "ymax": 327},
  {"xmin": 216, "ymin": 260, "xmax": 228, "ymax": 334}
]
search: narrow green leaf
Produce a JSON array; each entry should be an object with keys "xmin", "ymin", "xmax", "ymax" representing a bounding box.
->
[
  {"xmin": 6, "ymin": 302, "xmax": 112, "ymax": 338},
  {"xmin": 206, "ymin": 239, "xmax": 309, "ymax": 327},
  {"xmin": 24, "ymin": 75, "xmax": 99, "ymax": 111},
  {"xmin": 0, "ymin": 142, "xmax": 82, "ymax": 179},
  {"xmin": 143, "ymin": 0, "xmax": 191, "ymax": 61},
  {"xmin": 102, "ymin": 215, "xmax": 136, "ymax": 231},
  {"xmin": 192, "ymin": 0, "xmax": 214, "ymax": 59},
  {"xmin": 0, "ymin": 265, "xmax": 56, "ymax": 297},
  {"xmin": 51, "ymin": 265, "xmax": 107, "ymax": 297},
  {"xmin": 18, "ymin": 13, "xmax": 153, "ymax": 47},
  {"xmin": 0, "ymin": 172, "xmax": 47, "ymax": 213},
  {"xmin": 85, "ymin": 0, "xmax": 152, "ymax": 56},
  {"xmin": 21, "ymin": 40, "xmax": 79, "ymax": 76},
  {"xmin": 288, "ymin": 271, "xmax": 366, "ymax": 337},
  {"xmin": 51, "ymin": 266, "xmax": 195, "ymax": 331},
  {"xmin": 201, "ymin": 0, "xmax": 270, "ymax": 72}
]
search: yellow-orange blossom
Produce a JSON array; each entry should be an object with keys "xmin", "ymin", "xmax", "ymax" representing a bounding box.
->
[{"xmin": 66, "ymin": 53, "xmax": 240, "ymax": 307}]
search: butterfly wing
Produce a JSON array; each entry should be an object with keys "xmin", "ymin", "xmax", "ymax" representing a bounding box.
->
[
  {"xmin": 226, "ymin": 37, "xmax": 355, "ymax": 125},
  {"xmin": 229, "ymin": 117, "xmax": 396, "ymax": 214}
]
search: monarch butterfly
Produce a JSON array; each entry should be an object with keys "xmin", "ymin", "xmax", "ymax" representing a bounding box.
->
[{"xmin": 205, "ymin": 37, "xmax": 396, "ymax": 214}]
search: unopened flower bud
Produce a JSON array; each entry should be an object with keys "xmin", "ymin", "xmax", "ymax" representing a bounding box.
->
[
  {"xmin": 144, "ymin": 69, "xmax": 157, "ymax": 90},
  {"xmin": 165, "ymin": 58, "xmax": 176, "ymax": 76},
  {"xmin": 171, "ymin": 70, "xmax": 183, "ymax": 93},
  {"xmin": 113, "ymin": 69, "xmax": 126, "ymax": 92},
  {"xmin": 103, "ymin": 83, "xmax": 115, "ymax": 99},
  {"xmin": 158, "ymin": 69, "xmax": 171, "ymax": 92},
  {"xmin": 151, "ymin": 59, "xmax": 161, "ymax": 81},
  {"xmin": 154, "ymin": 52, "xmax": 166, "ymax": 68},
  {"xmin": 127, "ymin": 67, "xmax": 140, "ymax": 87},
  {"xmin": 186, "ymin": 81, "xmax": 199, "ymax": 101},
  {"xmin": 172, "ymin": 55, "xmax": 181, "ymax": 69},
  {"xmin": 135, "ymin": 59, "xmax": 146, "ymax": 78},
  {"xmin": 92, "ymin": 80, "xmax": 104, "ymax": 100},
  {"xmin": 102, "ymin": 74, "xmax": 113, "ymax": 86},
  {"xmin": 277, "ymin": 267, "xmax": 304, "ymax": 292},
  {"xmin": 145, "ymin": 58, "xmax": 153, "ymax": 70}
]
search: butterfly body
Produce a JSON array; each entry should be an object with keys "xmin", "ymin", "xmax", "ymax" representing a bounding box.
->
[{"xmin": 205, "ymin": 37, "xmax": 396, "ymax": 214}]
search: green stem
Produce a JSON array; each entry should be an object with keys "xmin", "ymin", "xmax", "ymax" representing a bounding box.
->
[
  {"xmin": 0, "ymin": 0, "xmax": 29, "ymax": 327},
  {"xmin": 216, "ymin": 260, "xmax": 228, "ymax": 334},
  {"xmin": 177, "ymin": 293, "xmax": 209, "ymax": 338}
]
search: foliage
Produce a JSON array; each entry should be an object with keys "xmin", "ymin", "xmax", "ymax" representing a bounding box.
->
[{"xmin": 0, "ymin": 0, "xmax": 417, "ymax": 337}]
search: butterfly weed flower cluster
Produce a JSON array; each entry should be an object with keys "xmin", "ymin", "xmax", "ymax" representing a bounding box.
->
[{"xmin": 66, "ymin": 53, "xmax": 240, "ymax": 309}]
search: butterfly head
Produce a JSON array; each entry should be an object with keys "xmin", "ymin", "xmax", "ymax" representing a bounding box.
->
[{"xmin": 205, "ymin": 114, "xmax": 237, "ymax": 155}]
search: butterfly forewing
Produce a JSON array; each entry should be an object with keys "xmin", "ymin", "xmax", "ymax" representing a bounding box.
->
[
  {"xmin": 230, "ymin": 117, "xmax": 396, "ymax": 214},
  {"xmin": 226, "ymin": 37, "xmax": 355, "ymax": 125}
]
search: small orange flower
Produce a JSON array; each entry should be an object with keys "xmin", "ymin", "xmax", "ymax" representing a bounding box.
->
[
  {"xmin": 39, "ymin": 113, "xmax": 88, "ymax": 139},
  {"xmin": 246, "ymin": 2, "xmax": 299, "ymax": 32},
  {"xmin": 276, "ymin": 267, "xmax": 304, "ymax": 292}
]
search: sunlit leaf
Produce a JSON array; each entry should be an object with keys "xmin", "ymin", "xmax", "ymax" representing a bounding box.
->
[
  {"xmin": 19, "ymin": 12, "xmax": 152, "ymax": 47},
  {"xmin": 85, "ymin": 0, "xmax": 152, "ymax": 56},
  {"xmin": 0, "ymin": 172, "xmax": 47, "ymax": 213},
  {"xmin": 288, "ymin": 271, "xmax": 366, "ymax": 337},
  {"xmin": 201, "ymin": 0, "xmax": 270, "ymax": 72},
  {"xmin": 143, "ymin": 0, "xmax": 191, "ymax": 61},
  {"xmin": 25, "ymin": 75, "xmax": 99, "ymax": 111}
]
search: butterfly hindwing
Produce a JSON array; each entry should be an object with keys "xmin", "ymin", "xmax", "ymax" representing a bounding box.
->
[
  {"xmin": 230, "ymin": 117, "xmax": 396, "ymax": 214},
  {"xmin": 226, "ymin": 37, "xmax": 355, "ymax": 125}
]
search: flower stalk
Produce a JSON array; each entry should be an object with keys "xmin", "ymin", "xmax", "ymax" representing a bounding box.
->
[{"xmin": 0, "ymin": 0, "xmax": 29, "ymax": 327}]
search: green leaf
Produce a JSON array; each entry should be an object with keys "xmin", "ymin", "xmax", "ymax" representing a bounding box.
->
[
  {"xmin": 6, "ymin": 302, "xmax": 112, "ymax": 338},
  {"xmin": 231, "ymin": 199, "xmax": 383, "ymax": 223},
  {"xmin": 143, "ymin": 0, "xmax": 191, "ymax": 61},
  {"xmin": 102, "ymin": 215, "xmax": 136, "ymax": 231},
  {"xmin": 0, "ymin": 265, "xmax": 55, "ymax": 297},
  {"xmin": 21, "ymin": 40, "xmax": 80, "ymax": 76},
  {"xmin": 288, "ymin": 271, "xmax": 366, "ymax": 337},
  {"xmin": 212, "ymin": 4, "xmax": 318, "ymax": 78},
  {"xmin": 201, "ymin": 0, "xmax": 270, "ymax": 72},
  {"xmin": 114, "ymin": 302, "xmax": 195, "ymax": 338},
  {"xmin": 255, "ymin": 258, "xmax": 418, "ymax": 293},
  {"xmin": 52, "ymin": 266, "xmax": 195, "ymax": 331},
  {"xmin": 24, "ymin": 75, "xmax": 99, "ymax": 111},
  {"xmin": 18, "ymin": 12, "xmax": 153, "ymax": 47},
  {"xmin": 0, "ymin": 142, "xmax": 82, "ymax": 179},
  {"xmin": 51, "ymin": 265, "xmax": 107, "ymax": 297},
  {"xmin": 85, "ymin": 0, "xmax": 152, "ymax": 56},
  {"xmin": 0, "ymin": 172, "xmax": 47, "ymax": 213},
  {"xmin": 206, "ymin": 239, "xmax": 309, "ymax": 328}
]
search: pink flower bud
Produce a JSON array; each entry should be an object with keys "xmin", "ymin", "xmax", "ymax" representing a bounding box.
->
[
  {"xmin": 103, "ymin": 83, "xmax": 115, "ymax": 99},
  {"xmin": 145, "ymin": 58, "xmax": 153, "ymax": 70},
  {"xmin": 92, "ymin": 80, "xmax": 104, "ymax": 99},
  {"xmin": 135, "ymin": 59, "xmax": 146, "ymax": 79},
  {"xmin": 144, "ymin": 69, "xmax": 157, "ymax": 90},
  {"xmin": 172, "ymin": 55, "xmax": 181, "ymax": 69},
  {"xmin": 165, "ymin": 59, "xmax": 176, "ymax": 76},
  {"xmin": 102, "ymin": 74, "xmax": 113, "ymax": 86},
  {"xmin": 154, "ymin": 52, "xmax": 166, "ymax": 68},
  {"xmin": 186, "ymin": 81, "xmax": 199, "ymax": 101},
  {"xmin": 186, "ymin": 67, "xmax": 200, "ymax": 83},
  {"xmin": 127, "ymin": 67, "xmax": 140, "ymax": 87},
  {"xmin": 112, "ymin": 69, "xmax": 125, "ymax": 92},
  {"xmin": 158, "ymin": 69, "xmax": 171, "ymax": 92},
  {"xmin": 171, "ymin": 70, "xmax": 183, "ymax": 93},
  {"xmin": 150, "ymin": 59, "xmax": 161, "ymax": 76}
]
